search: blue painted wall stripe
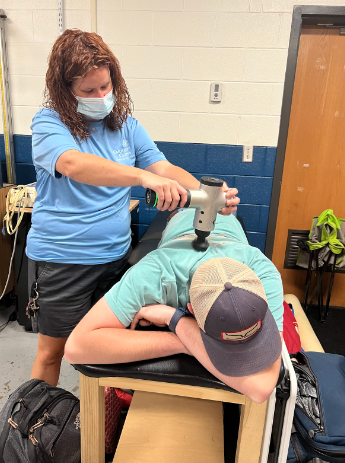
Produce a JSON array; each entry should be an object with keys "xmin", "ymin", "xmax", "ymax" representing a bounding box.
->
[{"xmin": 1, "ymin": 135, "xmax": 277, "ymax": 253}]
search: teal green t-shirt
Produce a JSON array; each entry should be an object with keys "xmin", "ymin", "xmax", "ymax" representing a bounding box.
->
[{"xmin": 105, "ymin": 209, "xmax": 284, "ymax": 330}]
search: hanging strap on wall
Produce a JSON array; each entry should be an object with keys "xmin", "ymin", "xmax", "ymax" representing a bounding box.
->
[
  {"xmin": 0, "ymin": 9, "xmax": 15, "ymax": 185},
  {"xmin": 58, "ymin": 0, "xmax": 63, "ymax": 35},
  {"xmin": 91, "ymin": 0, "xmax": 97, "ymax": 33}
]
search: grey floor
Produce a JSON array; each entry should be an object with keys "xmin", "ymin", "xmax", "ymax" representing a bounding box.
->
[{"xmin": 0, "ymin": 305, "xmax": 80, "ymax": 410}]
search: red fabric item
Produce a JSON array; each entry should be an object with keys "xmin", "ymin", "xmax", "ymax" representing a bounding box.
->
[
  {"xmin": 104, "ymin": 387, "xmax": 122, "ymax": 454},
  {"xmin": 104, "ymin": 388, "xmax": 133, "ymax": 453},
  {"xmin": 282, "ymin": 301, "xmax": 302, "ymax": 354},
  {"xmin": 114, "ymin": 388, "xmax": 132, "ymax": 408}
]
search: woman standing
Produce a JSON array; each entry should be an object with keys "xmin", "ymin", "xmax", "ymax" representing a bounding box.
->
[{"xmin": 27, "ymin": 29, "xmax": 239, "ymax": 386}]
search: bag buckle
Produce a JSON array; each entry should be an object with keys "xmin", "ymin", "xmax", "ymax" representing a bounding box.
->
[
  {"xmin": 8, "ymin": 418, "xmax": 18, "ymax": 429},
  {"xmin": 28, "ymin": 434, "xmax": 38, "ymax": 446}
]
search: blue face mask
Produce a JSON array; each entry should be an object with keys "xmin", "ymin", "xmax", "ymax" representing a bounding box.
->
[{"xmin": 75, "ymin": 89, "xmax": 115, "ymax": 120}]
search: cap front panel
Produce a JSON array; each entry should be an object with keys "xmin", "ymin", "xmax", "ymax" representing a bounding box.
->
[
  {"xmin": 200, "ymin": 308, "xmax": 282, "ymax": 376},
  {"xmin": 204, "ymin": 287, "xmax": 268, "ymax": 342}
]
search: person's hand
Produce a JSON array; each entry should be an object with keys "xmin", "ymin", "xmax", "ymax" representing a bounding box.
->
[
  {"xmin": 130, "ymin": 304, "xmax": 176, "ymax": 330},
  {"xmin": 139, "ymin": 171, "xmax": 188, "ymax": 211},
  {"xmin": 219, "ymin": 185, "xmax": 240, "ymax": 216},
  {"xmin": 130, "ymin": 304, "xmax": 193, "ymax": 356}
]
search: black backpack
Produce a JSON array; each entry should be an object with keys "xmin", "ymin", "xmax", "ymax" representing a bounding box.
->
[
  {"xmin": 287, "ymin": 351, "xmax": 345, "ymax": 463},
  {"xmin": 0, "ymin": 379, "xmax": 80, "ymax": 463}
]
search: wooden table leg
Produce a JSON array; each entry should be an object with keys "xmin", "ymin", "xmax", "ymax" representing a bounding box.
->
[
  {"xmin": 235, "ymin": 396, "xmax": 269, "ymax": 463},
  {"xmin": 79, "ymin": 374, "xmax": 105, "ymax": 463}
]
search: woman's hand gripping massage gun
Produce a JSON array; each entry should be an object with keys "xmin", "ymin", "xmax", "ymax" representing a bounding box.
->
[{"xmin": 145, "ymin": 176, "xmax": 227, "ymax": 251}]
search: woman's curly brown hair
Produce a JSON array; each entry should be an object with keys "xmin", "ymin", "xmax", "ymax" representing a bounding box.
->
[{"xmin": 43, "ymin": 29, "xmax": 133, "ymax": 140}]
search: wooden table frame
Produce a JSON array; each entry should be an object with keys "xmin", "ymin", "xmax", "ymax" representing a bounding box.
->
[{"xmin": 79, "ymin": 374, "xmax": 269, "ymax": 463}]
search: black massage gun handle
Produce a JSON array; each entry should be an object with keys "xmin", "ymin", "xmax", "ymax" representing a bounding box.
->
[{"xmin": 145, "ymin": 189, "xmax": 191, "ymax": 208}]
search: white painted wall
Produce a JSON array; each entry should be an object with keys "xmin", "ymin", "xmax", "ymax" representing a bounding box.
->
[{"xmin": 1, "ymin": 0, "xmax": 345, "ymax": 146}]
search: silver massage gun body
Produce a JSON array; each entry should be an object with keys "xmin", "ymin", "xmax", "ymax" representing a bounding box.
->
[{"xmin": 145, "ymin": 176, "xmax": 226, "ymax": 251}]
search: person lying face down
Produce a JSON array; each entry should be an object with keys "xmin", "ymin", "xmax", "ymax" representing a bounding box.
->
[{"xmin": 64, "ymin": 210, "xmax": 284, "ymax": 404}]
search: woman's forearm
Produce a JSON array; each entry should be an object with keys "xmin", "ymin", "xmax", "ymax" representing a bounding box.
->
[
  {"xmin": 65, "ymin": 327, "xmax": 187, "ymax": 365},
  {"xmin": 146, "ymin": 161, "xmax": 200, "ymax": 190},
  {"xmin": 56, "ymin": 149, "xmax": 145, "ymax": 187}
]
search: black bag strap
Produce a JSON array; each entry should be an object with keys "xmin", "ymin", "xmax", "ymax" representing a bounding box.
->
[
  {"xmin": 27, "ymin": 441, "xmax": 37, "ymax": 463},
  {"xmin": 27, "ymin": 437, "xmax": 52, "ymax": 463},
  {"xmin": 28, "ymin": 440, "xmax": 52, "ymax": 463}
]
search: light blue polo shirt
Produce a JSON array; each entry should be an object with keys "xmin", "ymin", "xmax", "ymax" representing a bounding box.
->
[
  {"xmin": 26, "ymin": 108, "xmax": 166, "ymax": 264},
  {"xmin": 105, "ymin": 209, "xmax": 284, "ymax": 330}
]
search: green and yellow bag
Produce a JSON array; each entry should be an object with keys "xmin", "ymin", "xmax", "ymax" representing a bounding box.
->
[{"xmin": 297, "ymin": 209, "xmax": 345, "ymax": 270}]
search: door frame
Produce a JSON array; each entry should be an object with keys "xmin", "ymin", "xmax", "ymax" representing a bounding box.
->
[{"xmin": 265, "ymin": 5, "xmax": 345, "ymax": 259}]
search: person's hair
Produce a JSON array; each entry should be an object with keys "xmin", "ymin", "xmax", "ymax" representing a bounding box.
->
[{"xmin": 43, "ymin": 29, "xmax": 133, "ymax": 140}]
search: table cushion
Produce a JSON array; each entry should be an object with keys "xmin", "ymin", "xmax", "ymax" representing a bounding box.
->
[
  {"xmin": 139, "ymin": 210, "xmax": 171, "ymax": 241},
  {"xmin": 128, "ymin": 240, "xmax": 160, "ymax": 266},
  {"xmin": 73, "ymin": 354, "xmax": 237, "ymax": 392}
]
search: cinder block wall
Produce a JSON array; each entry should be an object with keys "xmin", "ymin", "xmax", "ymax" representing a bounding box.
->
[{"xmin": 0, "ymin": 0, "xmax": 342, "ymax": 252}]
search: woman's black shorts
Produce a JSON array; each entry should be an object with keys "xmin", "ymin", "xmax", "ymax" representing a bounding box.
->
[{"xmin": 27, "ymin": 248, "xmax": 131, "ymax": 338}]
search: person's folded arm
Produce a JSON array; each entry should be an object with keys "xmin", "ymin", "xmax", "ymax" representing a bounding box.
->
[
  {"xmin": 64, "ymin": 298, "xmax": 281, "ymax": 404},
  {"xmin": 175, "ymin": 316, "xmax": 282, "ymax": 404},
  {"xmin": 64, "ymin": 297, "xmax": 188, "ymax": 365},
  {"xmin": 128, "ymin": 304, "xmax": 282, "ymax": 404}
]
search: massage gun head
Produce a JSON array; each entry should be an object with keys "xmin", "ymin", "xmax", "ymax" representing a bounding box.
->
[{"xmin": 192, "ymin": 229, "xmax": 210, "ymax": 251}]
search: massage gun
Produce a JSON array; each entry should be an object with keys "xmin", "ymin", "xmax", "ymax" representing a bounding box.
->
[{"xmin": 145, "ymin": 176, "xmax": 227, "ymax": 251}]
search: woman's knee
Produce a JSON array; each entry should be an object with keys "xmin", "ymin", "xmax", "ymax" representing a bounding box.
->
[{"xmin": 36, "ymin": 334, "xmax": 68, "ymax": 365}]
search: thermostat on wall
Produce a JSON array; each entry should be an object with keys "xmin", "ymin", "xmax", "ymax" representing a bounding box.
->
[{"xmin": 210, "ymin": 82, "xmax": 222, "ymax": 102}]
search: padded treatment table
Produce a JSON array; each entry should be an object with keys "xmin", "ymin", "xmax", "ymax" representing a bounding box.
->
[{"xmin": 73, "ymin": 213, "xmax": 315, "ymax": 463}]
